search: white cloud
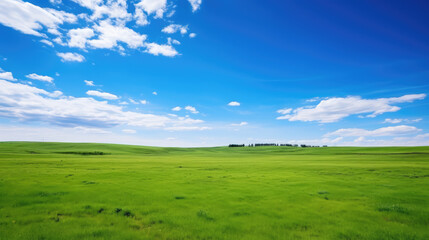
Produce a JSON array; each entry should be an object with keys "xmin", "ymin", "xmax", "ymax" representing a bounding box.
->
[
  {"xmin": 165, "ymin": 126, "xmax": 210, "ymax": 131},
  {"xmin": 67, "ymin": 28, "xmax": 94, "ymax": 48},
  {"xmin": 122, "ymin": 129, "xmax": 136, "ymax": 134},
  {"xmin": 189, "ymin": 33, "xmax": 196, "ymax": 38},
  {"xmin": 88, "ymin": 20, "xmax": 147, "ymax": 49},
  {"xmin": 185, "ymin": 106, "xmax": 199, "ymax": 114},
  {"xmin": 0, "ymin": 0, "xmax": 76, "ymax": 36},
  {"xmin": 167, "ymin": 37, "xmax": 180, "ymax": 45},
  {"xmin": 71, "ymin": 0, "xmax": 131, "ymax": 21},
  {"xmin": 84, "ymin": 80, "xmax": 95, "ymax": 86},
  {"xmin": 40, "ymin": 39, "xmax": 54, "ymax": 47},
  {"xmin": 228, "ymin": 101, "xmax": 240, "ymax": 106},
  {"xmin": 0, "ymin": 71, "xmax": 16, "ymax": 81},
  {"xmin": 383, "ymin": 118, "xmax": 422, "ymax": 124},
  {"xmin": 145, "ymin": 42, "xmax": 178, "ymax": 57},
  {"xmin": 74, "ymin": 126, "xmax": 111, "ymax": 134},
  {"xmin": 277, "ymin": 108, "xmax": 292, "ymax": 115},
  {"xmin": 57, "ymin": 52, "xmax": 85, "ymax": 62},
  {"xmin": 152, "ymin": 91, "xmax": 158, "ymax": 95},
  {"xmin": 140, "ymin": 100, "xmax": 148, "ymax": 104},
  {"xmin": 129, "ymin": 98, "xmax": 138, "ymax": 104},
  {"xmin": 135, "ymin": 0, "xmax": 167, "ymax": 19},
  {"xmin": 0, "ymin": 0, "xmax": 200, "ymax": 58},
  {"xmin": 0, "ymin": 79, "xmax": 205, "ymax": 130},
  {"xmin": 277, "ymin": 94, "xmax": 426, "ymax": 123},
  {"xmin": 26, "ymin": 73, "xmax": 54, "ymax": 83},
  {"xmin": 231, "ymin": 122, "xmax": 248, "ymax": 126},
  {"xmin": 50, "ymin": 0, "xmax": 62, "ymax": 4},
  {"xmin": 86, "ymin": 90, "xmax": 118, "ymax": 100},
  {"xmin": 162, "ymin": 24, "xmax": 188, "ymax": 34},
  {"xmin": 172, "ymin": 106, "xmax": 181, "ymax": 111},
  {"xmin": 325, "ymin": 125, "xmax": 421, "ymax": 137},
  {"xmin": 188, "ymin": 0, "xmax": 202, "ymax": 12}
]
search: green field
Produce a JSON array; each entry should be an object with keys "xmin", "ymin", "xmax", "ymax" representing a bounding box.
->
[{"xmin": 0, "ymin": 142, "xmax": 428, "ymax": 240}]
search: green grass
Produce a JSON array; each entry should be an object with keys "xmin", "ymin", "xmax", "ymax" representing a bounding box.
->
[{"xmin": 0, "ymin": 142, "xmax": 429, "ymax": 240}]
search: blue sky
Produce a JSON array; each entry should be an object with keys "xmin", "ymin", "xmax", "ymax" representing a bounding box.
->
[{"xmin": 0, "ymin": 0, "xmax": 428, "ymax": 146}]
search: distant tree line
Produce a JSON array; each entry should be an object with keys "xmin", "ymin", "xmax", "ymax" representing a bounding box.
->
[{"xmin": 228, "ymin": 143, "xmax": 328, "ymax": 148}]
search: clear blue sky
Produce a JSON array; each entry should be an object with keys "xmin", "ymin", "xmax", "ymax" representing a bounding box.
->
[{"xmin": 0, "ymin": 0, "xmax": 428, "ymax": 146}]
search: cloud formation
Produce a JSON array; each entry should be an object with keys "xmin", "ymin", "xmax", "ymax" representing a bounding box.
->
[
  {"xmin": 86, "ymin": 90, "xmax": 118, "ymax": 100},
  {"xmin": 57, "ymin": 52, "xmax": 85, "ymax": 62},
  {"xmin": 277, "ymin": 94, "xmax": 426, "ymax": 123},
  {"xmin": 228, "ymin": 101, "xmax": 240, "ymax": 106},
  {"xmin": 0, "ymin": 79, "xmax": 207, "ymax": 130},
  {"xmin": 0, "ymin": 71, "xmax": 16, "ymax": 81},
  {"xmin": 325, "ymin": 125, "xmax": 421, "ymax": 137},
  {"xmin": 0, "ymin": 0, "xmax": 201, "ymax": 59},
  {"xmin": 26, "ymin": 73, "xmax": 54, "ymax": 83}
]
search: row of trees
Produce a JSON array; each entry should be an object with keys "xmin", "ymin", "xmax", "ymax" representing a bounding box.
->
[{"xmin": 228, "ymin": 143, "xmax": 328, "ymax": 148}]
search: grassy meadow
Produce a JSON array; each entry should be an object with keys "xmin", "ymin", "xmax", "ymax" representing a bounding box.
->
[{"xmin": 0, "ymin": 142, "xmax": 428, "ymax": 239}]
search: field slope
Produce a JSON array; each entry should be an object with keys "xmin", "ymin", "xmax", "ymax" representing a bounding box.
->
[{"xmin": 0, "ymin": 142, "xmax": 429, "ymax": 239}]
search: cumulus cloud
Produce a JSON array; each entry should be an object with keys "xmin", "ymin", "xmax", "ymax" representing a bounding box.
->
[
  {"xmin": 140, "ymin": 100, "xmax": 148, "ymax": 104},
  {"xmin": 84, "ymin": 80, "xmax": 95, "ymax": 86},
  {"xmin": 71, "ymin": 0, "xmax": 131, "ymax": 21},
  {"xmin": 188, "ymin": 0, "xmax": 202, "ymax": 12},
  {"xmin": 88, "ymin": 20, "xmax": 146, "ymax": 49},
  {"xmin": 277, "ymin": 94, "xmax": 426, "ymax": 123},
  {"xmin": 228, "ymin": 101, "xmax": 240, "ymax": 106},
  {"xmin": 67, "ymin": 28, "xmax": 94, "ymax": 48},
  {"xmin": 162, "ymin": 24, "xmax": 188, "ymax": 34},
  {"xmin": 0, "ymin": 71, "xmax": 16, "ymax": 81},
  {"xmin": 185, "ymin": 106, "xmax": 199, "ymax": 114},
  {"xmin": 189, "ymin": 33, "xmax": 196, "ymax": 38},
  {"xmin": 86, "ymin": 90, "xmax": 118, "ymax": 100},
  {"xmin": 57, "ymin": 52, "xmax": 85, "ymax": 62},
  {"xmin": 26, "ymin": 73, "xmax": 54, "ymax": 83},
  {"xmin": 135, "ymin": 0, "xmax": 167, "ymax": 19},
  {"xmin": 0, "ymin": 0, "xmax": 200, "ymax": 58},
  {"xmin": 325, "ymin": 125, "xmax": 421, "ymax": 137},
  {"xmin": 145, "ymin": 42, "xmax": 178, "ymax": 57},
  {"xmin": 172, "ymin": 106, "xmax": 181, "ymax": 111},
  {"xmin": 0, "ymin": 79, "xmax": 206, "ymax": 130},
  {"xmin": 0, "ymin": 0, "xmax": 77, "ymax": 36}
]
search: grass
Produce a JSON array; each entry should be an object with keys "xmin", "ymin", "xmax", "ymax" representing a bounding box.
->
[{"xmin": 0, "ymin": 142, "xmax": 428, "ymax": 239}]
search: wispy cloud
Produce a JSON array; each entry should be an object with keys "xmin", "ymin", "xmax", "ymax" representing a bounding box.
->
[
  {"xmin": 86, "ymin": 90, "xmax": 118, "ymax": 100},
  {"xmin": 277, "ymin": 94, "xmax": 426, "ymax": 123},
  {"xmin": 57, "ymin": 52, "xmax": 85, "ymax": 62},
  {"xmin": 26, "ymin": 73, "xmax": 54, "ymax": 83}
]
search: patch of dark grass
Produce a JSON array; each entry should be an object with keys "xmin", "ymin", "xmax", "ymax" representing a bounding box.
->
[
  {"xmin": 233, "ymin": 212, "xmax": 250, "ymax": 216},
  {"xmin": 55, "ymin": 151, "xmax": 109, "ymax": 155},
  {"xmin": 37, "ymin": 191, "xmax": 67, "ymax": 197},
  {"xmin": 378, "ymin": 205, "xmax": 409, "ymax": 214},
  {"xmin": 82, "ymin": 181, "xmax": 96, "ymax": 184},
  {"xmin": 197, "ymin": 210, "xmax": 214, "ymax": 221},
  {"xmin": 175, "ymin": 196, "xmax": 185, "ymax": 200},
  {"xmin": 115, "ymin": 208, "xmax": 122, "ymax": 213},
  {"xmin": 98, "ymin": 208, "xmax": 104, "ymax": 213},
  {"xmin": 318, "ymin": 191, "xmax": 329, "ymax": 195},
  {"xmin": 122, "ymin": 210, "xmax": 133, "ymax": 217}
]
